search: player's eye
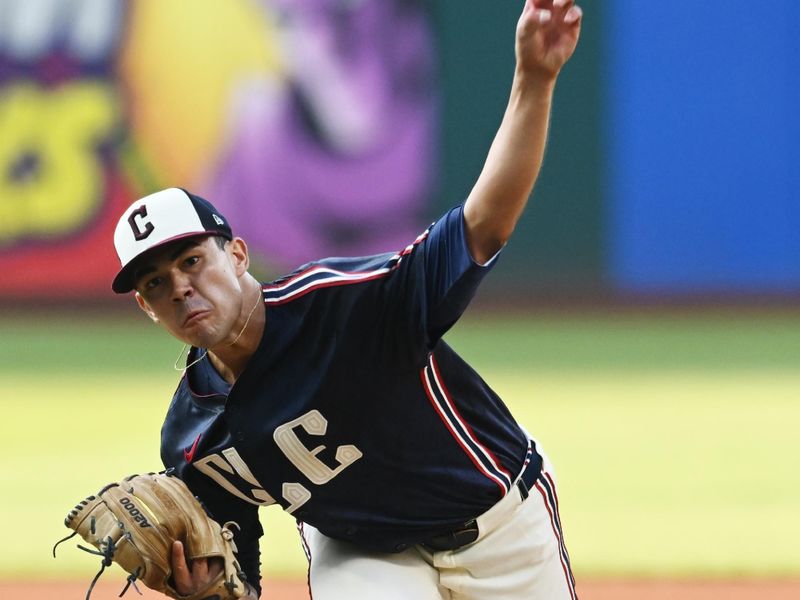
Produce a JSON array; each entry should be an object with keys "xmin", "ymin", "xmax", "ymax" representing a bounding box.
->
[
  {"xmin": 144, "ymin": 276, "xmax": 163, "ymax": 291},
  {"xmin": 183, "ymin": 255, "xmax": 200, "ymax": 268}
]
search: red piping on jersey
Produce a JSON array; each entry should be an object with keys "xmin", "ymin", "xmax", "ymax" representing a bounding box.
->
[
  {"xmin": 263, "ymin": 271, "xmax": 393, "ymax": 306},
  {"xmin": 179, "ymin": 366, "xmax": 228, "ymax": 399},
  {"xmin": 263, "ymin": 264, "xmax": 396, "ymax": 291},
  {"xmin": 262, "ymin": 226, "xmax": 431, "ymax": 305},
  {"xmin": 429, "ymin": 356, "xmax": 514, "ymax": 482},
  {"xmin": 420, "ymin": 360, "xmax": 510, "ymax": 494}
]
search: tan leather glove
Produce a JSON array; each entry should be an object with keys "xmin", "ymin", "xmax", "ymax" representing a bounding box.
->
[{"xmin": 55, "ymin": 472, "xmax": 247, "ymax": 600}]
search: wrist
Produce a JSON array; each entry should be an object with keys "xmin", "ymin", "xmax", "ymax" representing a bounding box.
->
[
  {"xmin": 513, "ymin": 68, "xmax": 558, "ymax": 94},
  {"xmin": 509, "ymin": 71, "xmax": 556, "ymax": 111}
]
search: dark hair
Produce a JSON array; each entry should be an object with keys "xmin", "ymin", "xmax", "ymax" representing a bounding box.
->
[{"xmin": 213, "ymin": 236, "xmax": 229, "ymax": 250}]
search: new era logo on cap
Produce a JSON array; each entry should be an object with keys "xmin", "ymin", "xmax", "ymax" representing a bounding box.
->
[{"xmin": 112, "ymin": 188, "xmax": 232, "ymax": 293}]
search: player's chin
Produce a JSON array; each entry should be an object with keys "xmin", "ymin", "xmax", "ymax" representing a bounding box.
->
[
  {"xmin": 186, "ymin": 325, "xmax": 231, "ymax": 352},
  {"xmin": 170, "ymin": 322, "xmax": 215, "ymax": 349},
  {"xmin": 182, "ymin": 331, "xmax": 219, "ymax": 351}
]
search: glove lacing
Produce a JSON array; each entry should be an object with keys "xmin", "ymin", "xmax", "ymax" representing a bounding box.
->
[
  {"xmin": 74, "ymin": 534, "xmax": 115, "ymax": 600},
  {"xmin": 75, "ymin": 535, "xmax": 142, "ymax": 599}
]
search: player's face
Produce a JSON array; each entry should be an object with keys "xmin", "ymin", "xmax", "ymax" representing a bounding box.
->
[{"xmin": 132, "ymin": 236, "xmax": 250, "ymax": 349}]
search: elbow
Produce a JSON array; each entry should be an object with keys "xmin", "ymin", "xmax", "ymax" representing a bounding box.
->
[
  {"xmin": 484, "ymin": 222, "xmax": 515, "ymax": 252},
  {"xmin": 469, "ymin": 232, "xmax": 508, "ymax": 265},
  {"xmin": 464, "ymin": 222, "xmax": 514, "ymax": 265},
  {"xmin": 462, "ymin": 205, "xmax": 516, "ymax": 263},
  {"xmin": 493, "ymin": 225, "xmax": 515, "ymax": 249}
]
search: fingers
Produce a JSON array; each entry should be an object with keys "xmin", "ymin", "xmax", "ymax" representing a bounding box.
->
[
  {"xmin": 528, "ymin": 0, "xmax": 567, "ymax": 19},
  {"xmin": 553, "ymin": 0, "xmax": 581, "ymax": 27},
  {"xmin": 171, "ymin": 541, "xmax": 193, "ymax": 594},
  {"xmin": 526, "ymin": 1, "xmax": 581, "ymax": 27},
  {"xmin": 172, "ymin": 540, "xmax": 218, "ymax": 594},
  {"xmin": 517, "ymin": 0, "xmax": 582, "ymax": 76},
  {"xmin": 564, "ymin": 5, "xmax": 582, "ymax": 26},
  {"xmin": 193, "ymin": 555, "xmax": 209, "ymax": 585},
  {"xmin": 208, "ymin": 557, "xmax": 225, "ymax": 579}
]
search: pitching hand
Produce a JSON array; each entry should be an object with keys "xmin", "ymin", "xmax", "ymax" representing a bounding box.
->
[{"xmin": 516, "ymin": 0, "xmax": 582, "ymax": 80}]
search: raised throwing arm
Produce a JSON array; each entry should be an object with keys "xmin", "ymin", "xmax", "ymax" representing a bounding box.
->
[{"xmin": 463, "ymin": 0, "xmax": 582, "ymax": 264}]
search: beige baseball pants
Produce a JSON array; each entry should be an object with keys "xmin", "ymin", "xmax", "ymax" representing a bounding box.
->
[{"xmin": 298, "ymin": 453, "xmax": 577, "ymax": 600}]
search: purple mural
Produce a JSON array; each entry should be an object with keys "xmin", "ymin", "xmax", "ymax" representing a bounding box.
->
[{"xmin": 204, "ymin": 0, "xmax": 438, "ymax": 269}]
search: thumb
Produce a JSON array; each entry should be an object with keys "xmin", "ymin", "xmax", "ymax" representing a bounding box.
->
[{"xmin": 171, "ymin": 540, "xmax": 193, "ymax": 593}]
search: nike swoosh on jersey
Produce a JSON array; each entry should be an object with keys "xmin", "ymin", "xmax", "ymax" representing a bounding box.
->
[{"xmin": 183, "ymin": 434, "xmax": 202, "ymax": 463}]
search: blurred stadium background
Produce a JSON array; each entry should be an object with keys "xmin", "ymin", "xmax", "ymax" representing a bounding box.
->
[{"xmin": 1, "ymin": 0, "xmax": 798, "ymax": 598}]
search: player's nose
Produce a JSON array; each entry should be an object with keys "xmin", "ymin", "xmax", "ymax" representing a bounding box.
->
[{"xmin": 169, "ymin": 270, "xmax": 194, "ymax": 302}]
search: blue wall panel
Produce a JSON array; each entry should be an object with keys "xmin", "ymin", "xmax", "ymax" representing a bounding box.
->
[{"xmin": 608, "ymin": 1, "xmax": 800, "ymax": 292}]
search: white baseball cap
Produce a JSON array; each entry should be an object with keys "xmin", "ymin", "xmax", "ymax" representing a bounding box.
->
[{"xmin": 112, "ymin": 188, "xmax": 233, "ymax": 293}]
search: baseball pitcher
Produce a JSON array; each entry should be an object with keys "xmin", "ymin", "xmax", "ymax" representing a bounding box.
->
[{"xmin": 61, "ymin": 1, "xmax": 582, "ymax": 598}]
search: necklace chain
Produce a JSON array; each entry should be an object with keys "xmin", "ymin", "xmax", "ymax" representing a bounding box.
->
[{"xmin": 173, "ymin": 289, "xmax": 263, "ymax": 372}]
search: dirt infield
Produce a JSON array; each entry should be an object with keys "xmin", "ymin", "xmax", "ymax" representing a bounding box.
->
[
  {"xmin": 7, "ymin": 579, "xmax": 800, "ymax": 599},
  {"xmin": 580, "ymin": 580, "xmax": 800, "ymax": 599}
]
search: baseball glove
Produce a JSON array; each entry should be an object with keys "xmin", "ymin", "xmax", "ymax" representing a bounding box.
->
[{"xmin": 54, "ymin": 471, "xmax": 247, "ymax": 600}]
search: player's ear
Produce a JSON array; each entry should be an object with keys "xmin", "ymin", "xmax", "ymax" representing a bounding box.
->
[
  {"xmin": 135, "ymin": 292, "xmax": 160, "ymax": 323},
  {"xmin": 227, "ymin": 237, "xmax": 250, "ymax": 277}
]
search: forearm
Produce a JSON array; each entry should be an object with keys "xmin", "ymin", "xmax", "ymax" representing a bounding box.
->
[
  {"xmin": 462, "ymin": 0, "xmax": 581, "ymax": 264},
  {"xmin": 463, "ymin": 72, "xmax": 556, "ymax": 263}
]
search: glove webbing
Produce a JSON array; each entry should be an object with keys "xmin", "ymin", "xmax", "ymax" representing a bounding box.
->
[{"xmin": 54, "ymin": 526, "xmax": 144, "ymax": 600}]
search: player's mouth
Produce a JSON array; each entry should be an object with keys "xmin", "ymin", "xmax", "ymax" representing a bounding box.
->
[{"xmin": 183, "ymin": 310, "xmax": 211, "ymax": 328}]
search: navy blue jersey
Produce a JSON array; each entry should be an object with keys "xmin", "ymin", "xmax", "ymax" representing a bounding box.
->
[{"xmin": 161, "ymin": 205, "xmax": 538, "ymax": 592}]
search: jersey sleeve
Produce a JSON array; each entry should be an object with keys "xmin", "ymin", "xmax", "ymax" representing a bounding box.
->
[
  {"xmin": 262, "ymin": 203, "xmax": 498, "ymax": 366},
  {"xmin": 385, "ymin": 203, "xmax": 500, "ymax": 349}
]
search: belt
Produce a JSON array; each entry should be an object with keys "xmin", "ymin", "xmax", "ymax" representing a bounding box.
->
[{"xmin": 419, "ymin": 458, "xmax": 539, "ymax": 552}]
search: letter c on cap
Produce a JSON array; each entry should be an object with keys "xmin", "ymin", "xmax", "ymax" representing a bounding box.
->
[{"xmin": 128, "ymin": 205, "xmax": 154, "ymax": 241}]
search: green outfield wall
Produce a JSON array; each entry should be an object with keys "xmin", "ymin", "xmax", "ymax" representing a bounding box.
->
[{"xmin": 432, "ymin": 2, "xmax": 606, "ymax": 294}]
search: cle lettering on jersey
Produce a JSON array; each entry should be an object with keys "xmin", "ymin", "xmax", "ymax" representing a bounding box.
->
[{"xmin": 194, "ymin": 411, "xmax": 362, "ymax": 513}]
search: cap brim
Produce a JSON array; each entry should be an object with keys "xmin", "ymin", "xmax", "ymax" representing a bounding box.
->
[{"xmin": 112, "ymin": 231, "xmax": 221, "ymax": 294}]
